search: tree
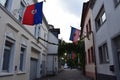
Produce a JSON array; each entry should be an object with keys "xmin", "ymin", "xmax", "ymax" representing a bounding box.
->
[{"xmin": 58, "ymin": 40, "xmax": 86, "ymax": 74}]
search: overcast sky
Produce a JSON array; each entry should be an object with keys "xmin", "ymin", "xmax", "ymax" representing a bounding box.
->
[{"xmin": 38, "ymin": 0, "xmax": 88, "ymax": 42}]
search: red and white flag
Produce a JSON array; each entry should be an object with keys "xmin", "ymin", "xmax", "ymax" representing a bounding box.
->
[{"xmin": 22, "ymin": 2, "xmax": 43, "ymax": 25}]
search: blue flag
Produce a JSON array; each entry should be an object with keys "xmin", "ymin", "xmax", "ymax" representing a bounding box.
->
[
  {"xmin": 22, "ymin": 2, "xmax": 43, "ymax": 25},
  {"xmin": 69, "ymin": 27, "xmax": 80, "ymax": 44}
]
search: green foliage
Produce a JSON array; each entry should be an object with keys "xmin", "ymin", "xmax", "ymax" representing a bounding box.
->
[{"xmin": 58, "ymin": 40, "xmax": 86, "ymax": 73}]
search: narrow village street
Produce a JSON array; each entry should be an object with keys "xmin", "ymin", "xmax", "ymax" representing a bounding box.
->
[
  {"xmin": 40, "ymin": 69, "xmax": 91, "ymax": 80},
  {"xmin": 1, "ymin": 0, "xmax": 120, "ymax": 80}
]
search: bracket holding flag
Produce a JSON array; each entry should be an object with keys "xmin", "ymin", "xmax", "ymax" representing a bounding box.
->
[
  {"xmin": 22, "ymin": 1, "xmax": 43, "ymax": 25},
  {"xmin": 80, "ymin": 31, "xmax": 93, "ymax": 40}
]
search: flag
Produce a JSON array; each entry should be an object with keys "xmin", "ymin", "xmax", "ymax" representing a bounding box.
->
[
  {"xmin": 69, "ymin": 52, "xmax": 75, "ymax": 60},
  {"xmin": 69, "ymin": 27, "xmax": 80, "ymax": 44},
  {"xmin": 69, "ymin": 53, "xmax": 72, "ymax": 59},
  {"xmin": 22, "ymin": 2, "xmax": 43, "ymax": 25},
  {"xmin": 72, "ymin": 52, "xmax": 75, "ymax": 60}
]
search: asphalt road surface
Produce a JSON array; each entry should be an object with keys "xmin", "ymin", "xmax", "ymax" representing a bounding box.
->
[{"xmin": 40, "ymin": 69, "xmax": 91, "ymax": 80}]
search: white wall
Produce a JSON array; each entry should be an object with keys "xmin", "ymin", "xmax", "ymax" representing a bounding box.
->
[
  {"xmin": 48, "ymin": 32, "xmax": 58, "ymax": 54},
  {"xmin": 47, "ymin": 31, "xmax": 59, "ymax": 75},
  {"xmin": 0, "ymin": 0, "xmax": 49, "ymax": 79},
  {"xmin": 92, "ymin": 0, "xmax": 120, "ymax": 76},
  {"xmin": 47, "ymin": 55, "xmax": 58, "ymax": 74},
  {"xmin": 47, "ymin": 56, "xmax": 54, "ymax": 71}
]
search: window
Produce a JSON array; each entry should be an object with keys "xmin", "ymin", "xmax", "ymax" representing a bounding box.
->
[
  {"xmin": 2, "ymin": 38, "xmax": 15, "ymax": 72},
  {"xmin": 19, "ymin": 45, "xmax": 26, "ymax": 71},
  {"xmin": 114, "ymin": 0, "xmax": 120, "ymax": 6},
  {"xmin": 88, "ymin": 20, "xmax": 91, "ymax": 33},
  {"xmin": 99, "ymin": 43, "xmax": 109, "ymax": 64},
  {"xmin": 19, "ymin": 1, "xmax": 25, "ymax": 21},
  {"xmin": 86, "ymin": 24, "xmax": 89, "ymax": 35},
  {"xmin": 95, "ymin": 5, "xmax": 106, "ymax": 31},
  {"xmin": 86, "ymin": 19, "xmax": 92, "ymax": 40},
  {"xmin": 34, "ymin": 26, "xmax": 37, "ymax": 38},
  {"xmin": 0, "ymin": 0, "xmax": 12, "ymax": 11},
  {"xmin": 87, "ymin": 47, "xmax": 94, "ymax": 64},
  {"xmin": 88, "ymin": 49, "xmax": 91, "ymax": 64},
  {"xmin": 44, "ymin": 33, "xmax": 47, "ymax": 46},
  {"xmin": 34, "ymin": 25, "xmax": 41, "ymax": 38},
  {"xmin": 0, "ymin": 0, "xmax": 8, "ymax": 7},
  {"xmin": 86, "ymin": 20, "xmax": 91, "ymax": 34}
]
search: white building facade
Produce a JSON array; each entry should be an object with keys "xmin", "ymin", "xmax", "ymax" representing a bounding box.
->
[
  {"xmin": 0, "ymin": 0, "xmax": 49, "ymax": 80},
  {"xmin": 47, "ymin": 25, "xmax": 60, "ymax": 75},
  {"xmin": 90, "ymin": 0, "xmax": 120, "ymax": 80}
]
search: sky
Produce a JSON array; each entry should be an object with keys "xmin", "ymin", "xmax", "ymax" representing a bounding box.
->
[{"xmin": 38, "ymin": 0, "xmax": 89, "ymax": 42}]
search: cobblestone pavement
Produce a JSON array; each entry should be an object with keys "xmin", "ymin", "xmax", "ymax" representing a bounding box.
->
[{"xmin": 40, "ymin": 69, "xmax": 91, "ymax": 80}]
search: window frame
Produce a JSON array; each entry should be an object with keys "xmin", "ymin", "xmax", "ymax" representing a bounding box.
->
[
  {"xmin": 87, "ymin": 46, "xmax": 94, "ymax": 64},
  {"xmin": 88, "ymin": 19, "xmax": 91, "ymax": 33},
  {"xmin": 34, "ymin": 25, "xmax": 41, "ymax": 38},
  {"xmin": 95, "ymin": 5, "xmax": 106, "ymax": 31},
  {"xmin": 44, "ymin": 32, "xmax": 47, "ymax": 47},
  {"xmin": 86, "ymin": 24, "xmax": 89, "ymax": 35},
  {"xmin": 86, "ymin": 19, "xmax": 92, "ymax": 40},
  {"xmin": 0, "ymin": 36, "xmax": 15, "ymax": 75},
  {"xmin": 114, "ymin": 0, "xmax": 120, "ymax": 7},
  {"xmin": 19, "ymin": 1, "xmax": 26, "ymax": 22},
  {"xmin": 0, "ymin": 0, "xmax": 8, "ymax": 7},
  {"xmin": 18, "ymin": 44, "xmax": 27, "ymax": 72},
  {"xmin": 88, "ymin": 49, "xmax": 91, "ymax": 64},
  {"xmin": 98, "ymin": 43, "xmax": 109, "ymax": 64}
]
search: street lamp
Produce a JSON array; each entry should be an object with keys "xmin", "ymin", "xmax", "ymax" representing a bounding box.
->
[
  {"xmin": 64, "ymin": 53, "xmax": 67, "ymax": 56},
  {"xmin": 61, "ymin": 57, "xmax": 64, "ymax": 60}
]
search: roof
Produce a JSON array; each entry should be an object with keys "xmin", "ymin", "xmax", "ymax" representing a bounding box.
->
[
  {"xmin": 89, "ymin": 0, "xmax": 96, "ymax": 9},
  {"xmin": 80, "ymin": 1, "xmax": 90, "ymax": 38}
]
